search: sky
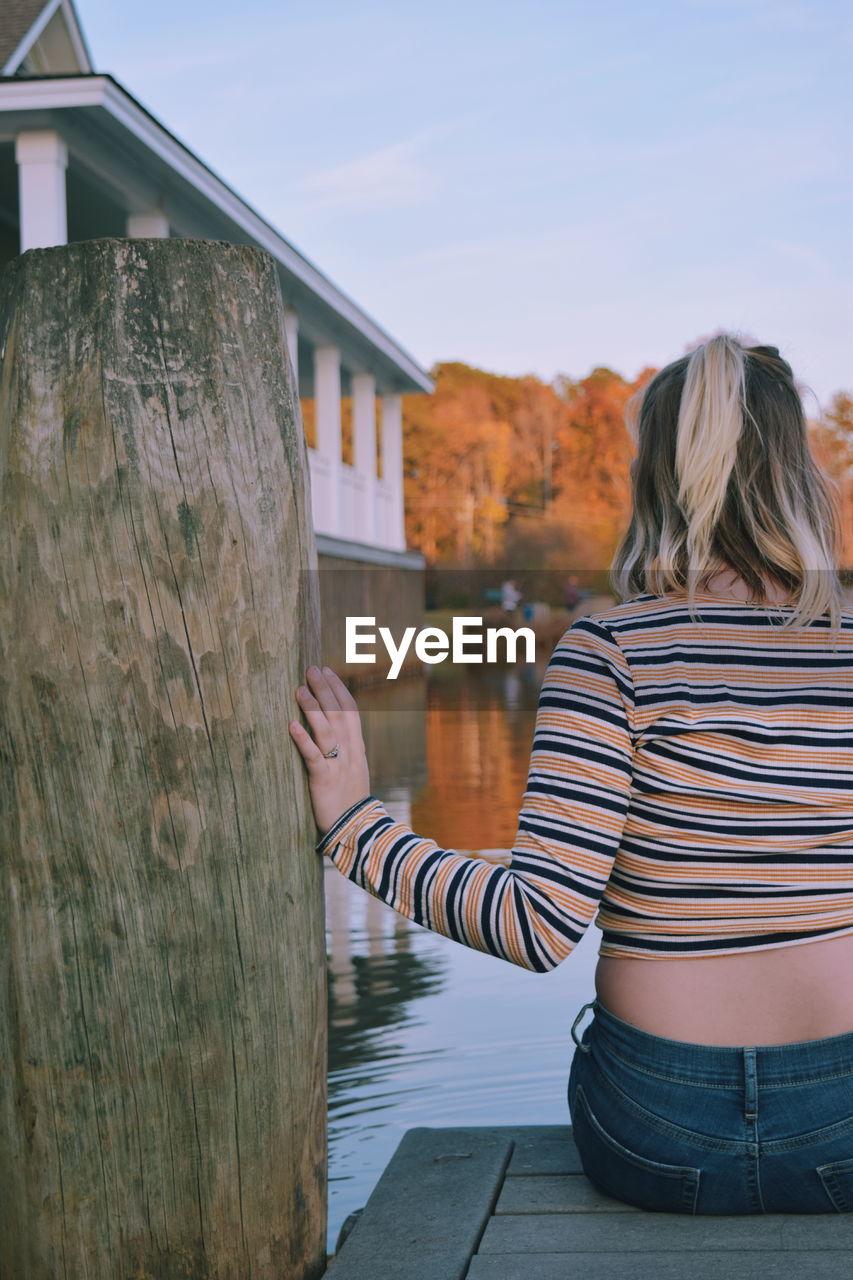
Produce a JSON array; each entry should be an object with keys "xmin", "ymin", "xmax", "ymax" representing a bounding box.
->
[{"xmin": 79, "ymin": 0, "xmax": 852, "ymax": 409}]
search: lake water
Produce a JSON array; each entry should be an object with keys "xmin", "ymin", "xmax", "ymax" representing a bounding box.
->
[{"xmin": 324, "ymin": 651, "xmax": 602, "ymax": 1252}]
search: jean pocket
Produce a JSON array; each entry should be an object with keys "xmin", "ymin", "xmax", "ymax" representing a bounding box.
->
[
  {"xmin": 817, "ymin": 1158, "xmax": 853, "ymax": 1212},
  {"xmin": 573, "ymin": 1084, "xmax": 701, "ymax": 1214}
]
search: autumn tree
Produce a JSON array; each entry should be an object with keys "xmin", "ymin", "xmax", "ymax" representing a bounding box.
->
[
  {"xmin": 402, "ymin": 365, "xmax": 512, "ymax": 564},
  {"xmin": 810, "ymin": 391, "xmax": 853, "ymax": 570},
  {"xmin": 403, "ymin": 361, "xmax": 649, "ymax": 571},
  {"xmin": 400, "ymin": 355, "xmax": 851, "ymax": 580},
  {"xmin": 547, "ymin": 366, "xmax": 649, "ymax": 573}
]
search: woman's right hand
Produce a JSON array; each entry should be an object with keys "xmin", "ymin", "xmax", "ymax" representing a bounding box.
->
[{"xmin": 288, "ymin": 665, "xmax": 372, "ymax": 837}]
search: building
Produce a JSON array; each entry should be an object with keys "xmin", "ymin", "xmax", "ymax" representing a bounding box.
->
[{"xmin": 0, "ymin": 0, "xmax": 430, "ymax": 675}]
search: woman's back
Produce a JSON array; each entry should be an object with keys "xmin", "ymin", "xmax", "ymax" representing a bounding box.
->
[{"xmin": 593, "ymin": 575, "xmax": 853, "ymax": 1044}]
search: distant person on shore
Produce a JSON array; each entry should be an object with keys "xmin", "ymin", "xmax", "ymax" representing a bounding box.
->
[
  {"xmin": 500, "ymin": 578, "xmax": 522, "ymax": 615},
  {"xmin": 562, "ymin": 574, "xmax": 582, "ymax": 611}
]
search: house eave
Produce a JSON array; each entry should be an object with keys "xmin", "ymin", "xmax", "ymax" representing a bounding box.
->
[{"xmin": 0, "ymin": 71, "xmax": 434, "ymax": 394}]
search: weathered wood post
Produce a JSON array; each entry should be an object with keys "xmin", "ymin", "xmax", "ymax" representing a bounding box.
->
[{"xmin": 0, "ymin": 238, "xmax": 327, "ymax": 1279}]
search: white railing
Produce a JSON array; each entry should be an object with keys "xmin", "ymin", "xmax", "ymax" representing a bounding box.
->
[{"xmin": 309, "ymin": 451, "xmax": 405, "ymax": 552}]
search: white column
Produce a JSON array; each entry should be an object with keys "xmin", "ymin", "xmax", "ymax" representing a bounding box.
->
[
  {"xmin": 381, "ymin": 392, "xmax": 406, "ymax": 551},
  {"xmin": 15, "ymin": 130, "xmax": 68, "ymax": 251},
  {"xmin": 352, "ymin": 372, "xmax": 377, "ymax": 544},
  {"xmin": 313, "ymin": 345, "xmax": 342, "ymax": 536},
  {"xmin": 126, "ymin": 209, "xmax": 169, "ymax": 237},
  {"xmin": 283, "ymin": 306, "xmax": 299, "ymax": 389}
]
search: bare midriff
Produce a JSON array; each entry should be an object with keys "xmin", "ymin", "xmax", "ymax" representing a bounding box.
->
[{"xmin": 594, "ymin": 931, "xmax": 853, "ymax": 1046}]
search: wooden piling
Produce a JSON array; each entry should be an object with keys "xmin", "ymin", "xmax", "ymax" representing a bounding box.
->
[{"xmin": 0, "ymin": 238, "xmax": 327, "ymax": 1278}]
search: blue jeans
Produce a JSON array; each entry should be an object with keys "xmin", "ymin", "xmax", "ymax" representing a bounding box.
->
[{"xmin": 567, "ymin": 998, "xmax": 853, "ymax": 1214}]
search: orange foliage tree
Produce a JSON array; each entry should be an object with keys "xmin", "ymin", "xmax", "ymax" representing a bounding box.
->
[
  {"xmin": 402, "ymin": 360, "xmax": 852, "ymax": 579},
  {"xmin": 402, "ymin": 361, "xmax": 644, "ymax": 572},
  {"xmin": 546, "ymin": 366, "xmax": 651, "ymax": 574},
  {"xmin": 403, "ymin": 365, "xmax": 513, "ymax": 564},
  {"xmin": 810, "ymin": 391, "xmax": 853, "ymax": 571}
]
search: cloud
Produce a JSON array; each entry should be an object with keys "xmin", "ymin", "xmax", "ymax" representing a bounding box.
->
[
  {"xmin": 764, "ymin": 239, "xmax": 833, "ymax": 276},
  {"xmin": 288, "ymin": 135, "xmax": 437, "ymax": 215},
  {"xmin": 686, "ymin": 0, "xmax": 819, "ymax": 16},
  {"xmin": 284, "ymin": 116, "xmax": 482, "ymax": 216},
  {"xmin": 394, "ymin": 204, "xmax": 665, "ymax": 280},
  {"xmin": 114, "ymin": 48, "xmax": 233, "ymax": 79}
]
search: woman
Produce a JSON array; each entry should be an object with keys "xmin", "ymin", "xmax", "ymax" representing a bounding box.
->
[{"xmin": 289, "ymin": 334, "xmax": 853, "ymax": 1215}]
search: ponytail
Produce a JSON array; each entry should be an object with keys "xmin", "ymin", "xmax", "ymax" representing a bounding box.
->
[
  {"xmin": 675, "ymin": 334, "xmax": 748, "ymax": 589},
  {"xmin": 609, "ymin": 332, "xmax": 846, "ymax": 644}
]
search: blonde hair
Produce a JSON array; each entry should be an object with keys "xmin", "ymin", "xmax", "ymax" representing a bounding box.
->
[{"xmin": 610, "ymin": 334, "xmax": 845, "ymax": 644}]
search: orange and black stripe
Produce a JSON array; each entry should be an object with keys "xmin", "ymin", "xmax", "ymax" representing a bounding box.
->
[{"xmin": 317, "ymin": 593, "xmax": 853, "ymax": 970}]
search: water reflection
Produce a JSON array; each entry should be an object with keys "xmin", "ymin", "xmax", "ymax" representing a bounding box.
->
[
  {"xmin": 324, "ymin": 657, "xmax": 601, "ymax": 1251},
  {"xmin": 326, "ymin": 858, "xmax": 449, "ymax": 1096}
]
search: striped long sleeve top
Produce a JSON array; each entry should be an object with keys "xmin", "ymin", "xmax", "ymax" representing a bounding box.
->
[{"xmin": 316, "ymin": 592, "xmax": 853, "ymax": 970}]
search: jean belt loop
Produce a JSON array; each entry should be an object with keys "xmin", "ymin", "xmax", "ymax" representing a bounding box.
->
[{"xmin": 571, "ymin": 1000, "xmax": 596, "ymax": 1053}]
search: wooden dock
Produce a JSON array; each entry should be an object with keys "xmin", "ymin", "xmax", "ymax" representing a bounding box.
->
[{"xmin": 324, "ymin": 1125, "xmax": 853, "ymax": 1279}]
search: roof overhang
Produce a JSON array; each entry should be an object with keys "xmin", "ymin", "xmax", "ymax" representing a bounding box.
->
[{"xmin": 0, "ymin": 71, "xmax": 433, "ymax": 394}]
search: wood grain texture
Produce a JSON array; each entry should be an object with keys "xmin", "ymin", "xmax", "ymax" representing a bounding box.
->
[
  {"xmin": 326, "ymin": 1127, "xmax": 514, "ymax": 1280},
  {"xmin": 477, "ymin": 1211, "xmax": 853, "ymax": 1253},
  {"xmin": 0, "ymin": 237, "xmax": 326, "ymax": 1278},
  {"xmin": 495, "ymin": 1174, "xmax": 640, "ymax": 1214},
  {"xmin": 467, "ymin": 1253, "xmax": 853, "ymax": 1280}
]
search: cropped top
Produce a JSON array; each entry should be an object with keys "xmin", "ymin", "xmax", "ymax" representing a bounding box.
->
[{"xmin": 316, "ymin": 592, "xmax": 853, "ymax": 970}]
